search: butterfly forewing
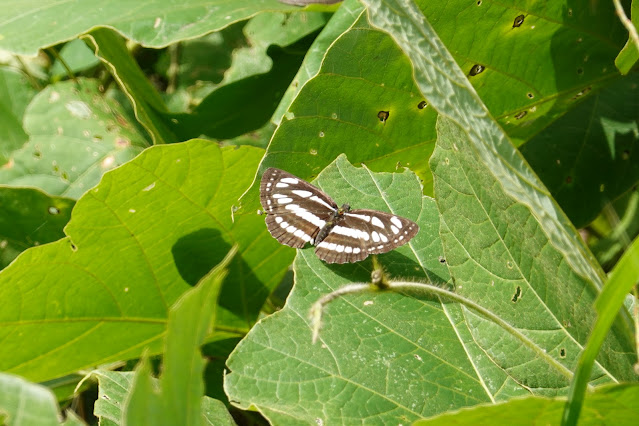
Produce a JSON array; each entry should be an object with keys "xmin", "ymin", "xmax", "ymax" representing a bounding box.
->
[
  {"xmin": 260, "ymin": 168, "xmax": 337, "ymax": 248},
  {"xmin": 315, "ymin": 209, "xmax": 419, "ymax": 264},
  {"xmin": 260, "ymin": 167, "xmax": 419, "ymax": 263}
]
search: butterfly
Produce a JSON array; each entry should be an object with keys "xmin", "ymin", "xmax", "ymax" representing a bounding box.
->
[{"xmin": 259, "ymin": 168, "xmax": 419, "ymax": 263}]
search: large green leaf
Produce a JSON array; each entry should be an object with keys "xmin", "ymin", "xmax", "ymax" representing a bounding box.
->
[
  {"xmin": 0, "ymin": 141, "xmax": 282, "ymax": 382},
  {"xmin": 246, "ymin": 0, "xmax": 629, "ymax": 223},
  {"xmin": 414, "ymin": 384, "xmax": 639, "ymax": 426},
  {"xmin": 226, "ymin": 156, "xmax": 517, "ymax": 424},
  {"xmin": 225, "ymin": 0, "xmax": 636, "ymax": 422},
  {"xmin": 363, "ymin": 0, "xmax": 633, "ymax": 381},
  {"xmin": 0, "ymin": 187, "xmax": 74, "ymax": 270},
  {"xmin": 433, "ymin": 117, "xmax": 632, "ymax": 392},
  {"xmin": 243, "ymin": 11, "xmax": 436, "ymax": 215},
  {"xmin": 0, "ymin": 78, "xmax": 148, "ymax": 198},
  {"xmin": 0, "ymin": 0, "xmax": 316, "ymax": 56},
  {"xmin": 521, "ymin": 74, "xmax": 639, "ymax": 228}
]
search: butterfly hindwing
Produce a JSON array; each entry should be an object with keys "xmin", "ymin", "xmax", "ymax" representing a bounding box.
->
[{"xmin": 315, "ymin": 209, "xmax": 419, "ymax": 264}]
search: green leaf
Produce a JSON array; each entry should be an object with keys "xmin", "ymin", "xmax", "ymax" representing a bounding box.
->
[
  {"xmin": 226, "ymin": 157, "xmax": 488, "ymax": 424},
  {"xmin": 246, "ymin": 11, "xmax": 436, "ymax": 204},
  {"xmin": 0, "ymin": 68, "xmax": 35, "ymax": 164},
  {"xmin": 92, "ymin": 370, "xmax": 136, "ymax": 425},
  {"xmin": 614, "ymin": 1, "xmax": 639, "ymax": 74},
  {"xmin": 83, "ymin": 28, "xmax": 177, "ymax": 145},
  {"xmin": 363, "ymin": 0, "xmax": 633, "ymax": 384},
  {"xmin": 200, "ymin": 397, "xmax": 236, "ymax": 426},
  {"xmin": 50, "ymin": 39, "xmax": 101, "ymax": 79},
  {"xmin": 164, "ymin": 11, "xmax": 329, "ymax": 140},
  {"xmin": 521, "ymin": 74, "xmax": 639, "ymax": 228},
  {"xmin": 93, "ymin": 371, "xmax": 236, "ymax": 426},
  {"xmin": 0, "ymin": 187, "xmax": 74, "ymax": 270},
  {"xmin": 0, "ymin": 372, "xmax": 65, "ymax": 426},
  {"xmin": 273, "ymin": 0, "xmax": 365, "ymax": 124},
  {"xmin": 433, "ymin": 115, "xmax": 633, "ymax": 392},
  {"xmin": 0, "ymin": 0, "xmax": 311, "ymax": 56},
  {"xmin": 0, "ymin": 78, "xmax": 148, "ymax": 198},
  {"xmin": 168, "ymin": 38, "xmax": 312, "ymax": 141},
  {"xmin": 415, "ymin": 384, "xmax": 639, "ymax": 426},
  {"xmin": 0, "ymin": 141, "xmax": 279, "ymax": 382},
  {"xmin": 126, "ymin": 248, "xmax": 235, "ymax": 426},
  {"xmin": 562, "ymin": 234, "xmax": 639, "ymax": 424}
]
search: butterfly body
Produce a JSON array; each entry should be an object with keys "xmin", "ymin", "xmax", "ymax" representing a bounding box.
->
[{"xmin": 260, "ymin": 168, "xmax": 419, "ymax": 263}]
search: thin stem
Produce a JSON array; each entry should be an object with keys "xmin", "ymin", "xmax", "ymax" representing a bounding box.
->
[
  {"xmin": 613, "ymin": 0, "xmax": 639, "ymax": 53},
  {"xmin": 309, "ymin": 283, "xmax": 372, "ymax": 343},
  {"xmin": 47, "ymin": 47, "xmax": 77, "ymax": 82},
  {"xmin": 310, "ymin": 279, "xmax": 576, "ymax": 382}
]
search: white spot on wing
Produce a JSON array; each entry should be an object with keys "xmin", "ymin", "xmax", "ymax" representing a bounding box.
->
[
  {"xmin": 353, "ymin": 248, "xmax": 361, "ymax": 254},
  {"xmin": 336, "ymin": 245, "xmax": 345, "ymax": 253},
  {"xmin": 310, "ymin": 195, "xmax": 335, "ymax": 210},
  {"xmin": 285, "ymin": 204, "xmax": 326, "ymax": 227},
  {"xmin": 277, "ymin": 197, "xmax": 292, "ymax": 204},
  {"xmin": 273, "ymin": 194, "xmax": 286, "ymax": 198},
  {"xmin": 286, "ymin": 225, "xmax": 297, "ymax": 233},
  {"xmin": 294, "ymin": 229, "xmax": 311, "ymax": 242},
  {"xmin": 371, "ymin": 231, "xmax": 380, "ymax": 243},
  {"xmin": 345, "ymin": 247, "xmax": 353, "ymax": 253},
  {"xmin": 371, "ymin": 217, "xmax": 384, "ymax": 228},
  {"xmin": 391, "ymin": 216, "xmax": 403, "ymax": 228},
  {"xmin": 281, "ymin": 177, "xmax": 299, "ymax": 184},
  {"xmin": 292, "ymin": 190, "xmax": 313, "ymax": 198},
  {"xmin": 380, "ymin": 233, "xmax": 388, "ymax": 243},
  {"xmin": 275, "ymin": 217, "xmax": 283, "ymax": 224},
  {"xmin": 332, "ymin": 225, "xmax": 369, "ymax": 241},
  {"xmin": 276, "ymin": 182, "xmax": 289, "ymax": 188},
  {"xmin": 345, "ymin": 213, "xmax": 371, "ymax": 222},
  {"xmin": 391, "ymin": 225, "xmax": 400, "ymax": 234}
]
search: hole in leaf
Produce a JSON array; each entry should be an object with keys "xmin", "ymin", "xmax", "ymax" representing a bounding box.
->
[
  {"xmin": 439, "ymin": 256, "xmax": 446, "ymax": 264},
  {"xmin": 418, "ymin": 101, "xmax": 427, "ymax": 109},
  {"xmin": 560, "ymin": 348, "xmax": 566, "ymax": 358},
  {"xmin": 515, "ymin": 111, "xmax": 527, "ymax": 120},
  {"xmin": 571, "ymin": 86, "xmax": 591, "ymax": 100},
  {"xmin": 527, "ymin": 92, "xmax": 534, "ymax": 99},
  {"xmin": 377, "ymin": 111, "xmax": 389, "ymax": 123},
  {"xmin": 469, "ymin": 64, "xmax": 485, "ymax": 76},
  {"xmin": 512, "ymin": 15, "xmax": 525, "ymax": 28},
  {"xmin": 511, "ymin": 286, "xmax": 522, "ymax": 302},
  {"xmin": 33, "ymin": 150, "xmax": 42, "ymax": 158}
]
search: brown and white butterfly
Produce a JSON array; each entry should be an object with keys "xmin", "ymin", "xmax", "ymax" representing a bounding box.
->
[{"xmin": 259, "ymin": 168, "xmax": 419, "ymax": 263}]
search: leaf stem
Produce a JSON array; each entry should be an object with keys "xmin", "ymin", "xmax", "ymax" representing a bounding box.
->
[
  {"xmin": 613, "ymin": 0, "xmax": 639, "ymax": 53},
  {"xmin": 310, "ymin": 277, "xmax": 577, "ymax": 382}
]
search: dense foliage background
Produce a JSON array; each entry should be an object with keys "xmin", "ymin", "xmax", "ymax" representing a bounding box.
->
[{"xmin": 0, "ymin": 0, "xmax": 638, "ymax": 424}]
